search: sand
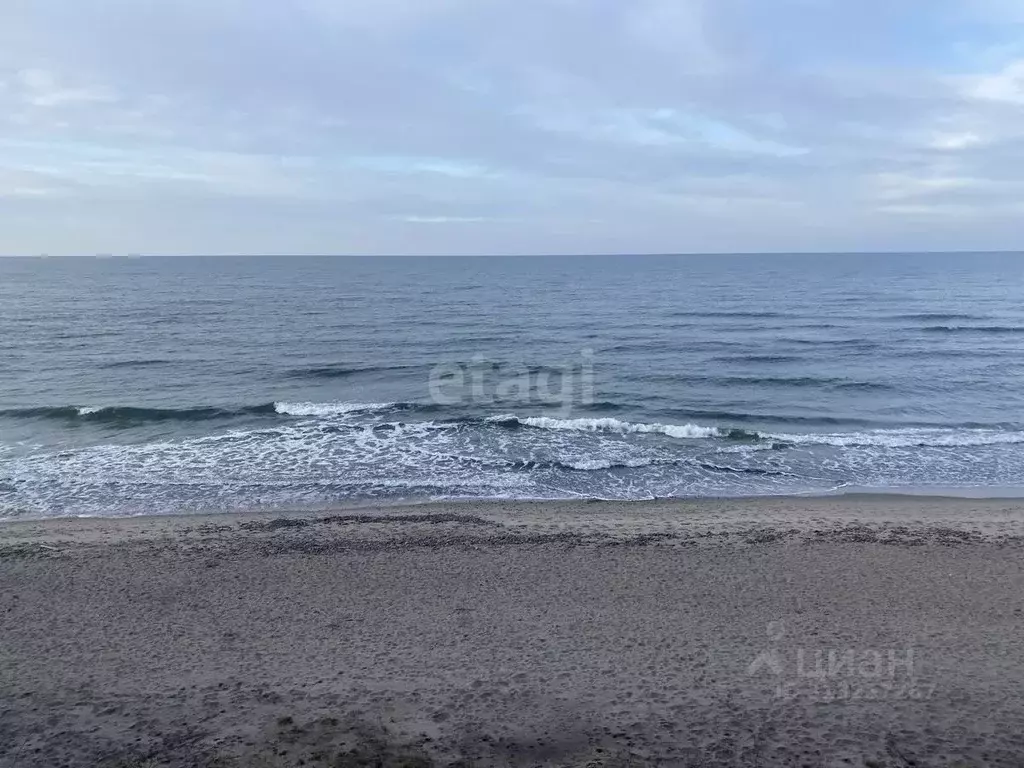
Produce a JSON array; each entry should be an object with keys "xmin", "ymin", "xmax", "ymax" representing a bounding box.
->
[{"xmin": 3, "ymin": 496, "xmax": 1024, "ymax": 767}]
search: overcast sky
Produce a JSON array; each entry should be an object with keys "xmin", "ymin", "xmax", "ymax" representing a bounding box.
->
[{"xmin": 2, "ymin": 1, "xmax": 1023, "ymax": 255}]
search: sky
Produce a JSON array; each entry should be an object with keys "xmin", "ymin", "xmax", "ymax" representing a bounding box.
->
[{"xmin": 1, "ymin": 0, "xmax": 1023, "ymax": 256}]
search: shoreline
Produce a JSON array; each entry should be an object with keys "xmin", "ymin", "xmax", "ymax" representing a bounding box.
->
[
  {"xmin": 5, "ymin": 496, "xmax": 1024, "ymax": 766},
  {"xmin": 7, "ymin": 486, "xmax": 1024, "ymax": 525}
]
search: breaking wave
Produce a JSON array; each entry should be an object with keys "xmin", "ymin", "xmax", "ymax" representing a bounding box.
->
[
  {"xmin": 484, "ymin": 414, "xmax": 1024, "ymax": 449},
  {"xmin": 760, "ymin": 427, "xmax": 1024, "ymax": 448},
  {"xmin": 0, "ymin": 401, "xmax": 405, "ymax": 424},
  {"xmin": 272, "ymin": 401, "xmax": 401, "ymax": 417},
  {"xmin": 6, "ymin": 401, "xmax": 1024, "ymax": 454},
  {"xmin": 485, "ymin": 414, "xmax": 749, "ymax": 440},
  {"xmin": 0, "ymin": 404, "xmax": 279, "ymax": 423}
]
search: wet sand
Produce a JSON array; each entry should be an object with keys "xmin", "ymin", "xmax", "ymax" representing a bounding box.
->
[{"xmin": 3, "ymin": 496, "xmax": 1024, "ymax": 767}]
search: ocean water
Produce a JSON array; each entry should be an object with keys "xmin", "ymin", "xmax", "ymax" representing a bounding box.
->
[{"xmin": 2, "ymin": 253, "xmax": 1024, "ymax": 519}]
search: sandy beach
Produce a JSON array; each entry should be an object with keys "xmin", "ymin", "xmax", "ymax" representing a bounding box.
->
[{"xmin": 4, "ymin": 496, "xmax": 1024, "ymax": 767}]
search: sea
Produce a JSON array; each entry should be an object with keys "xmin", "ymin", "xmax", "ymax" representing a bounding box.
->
[{"xmin": 2, "ymin": 252, "xmax": 1024, "ymax": 519}]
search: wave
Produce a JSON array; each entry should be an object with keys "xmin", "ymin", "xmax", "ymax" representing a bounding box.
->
[
  {"xmin": 503, "ymin": 457, "xmax": 665, "ymax": 472},
  {"xmin": 709, "ymin": 354, "xmax": 803, "ymax": 364},
  {"xmin": 0, "ymin": 401, "xmax": 405, "ymax": 424},
  {"xmin": 98, "ymin": 359, "xmax": 174, "ymax": 369},
  {"xmin": 713, "ymin": 376, "xmax": 889, "ymax": 390},
  {"xmin": 893, "ymin": 313, "xmax": 985, "ymax": 322},
  {"xmin": 759, "ymin": 428, "xmax": 1024, "ymax": 448},
  {"xmin": 898, "ymin": 349, "xmax": 1008, "ymax": 359},
  {"xmin": 73, "ymin": 404, "xmax": 279, "ymax": 422},
  {"xmin": 286, "ymin": 361, "xmax": 592, "ymax": 382},
  {"xmin": 0, "ymin": 404, "xmax": 280, "ymax": 423},
  {"xmin": 442, "ymin": 361, "xmax": 589, "ymax": 375},
  {"xmin": 833, "ymin": 381, "xmax": 893, "ymax": 392},
  {"xmin": 557, "ymin": 458, "xmax": 665, "ymax": 471},
  {"xmin": 660, "ymin": 408, "xmax": 881, "ymax": 427},
  {"xmin": 412, "ymin": 448, "xmax": 676, "ymax": 474},
  {"xmin": 668, "ymin": 311, "xmax": 785, "ymax": 319},
  {"xmin": 698, "ymin": 462, "xmax": 791, "ymax": 477},
  {"xmin": 272, "ymin": 401, "xmax": 402, "ymax": 417},
  {"xmin": 485, "ymin": 414, "xmax": 755, "ymax": 440},
  {"xmin": 283, "ymin": 364, "xmax": 420, "ymax": 380},
  {"xmin": 781, "ymin": 338, "xmax": 880, "ymax": 349},
  {"xmin": 7, "ymin": 400, "xmax": 1024, "ymax": 453},
  {"xmin": 922, "ymin": 325, "xmax": 1024, "ymax": 335},
  {"xmin": 603, "ymin": 340, "xmax": 748, "ymax": 354},
  {"xmin": 482, "ymin": 414, "xmax": 1024, "ymax": 449},
  {"xmin": 640, "ymin": 374, "xmax": 891, "ymax": 391}
]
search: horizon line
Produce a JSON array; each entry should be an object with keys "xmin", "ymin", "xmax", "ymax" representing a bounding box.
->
[{"xmin": 2, "ymin": 249, "xmax": 1023, "ymax": 259}]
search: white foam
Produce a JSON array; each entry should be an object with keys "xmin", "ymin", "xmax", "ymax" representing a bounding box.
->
[
  {"xmin": 489, "ymin": 414, "xmax": 1024, "ymax": 449},
  {"xmin": 76, "ymin": 406, "xmax": 102, "ymax": 415},
  {"xmin": 564, "ymin": 458, "xmax": 619, "ymax": 470},
  {"xmin": 762, "ymin": 428, "xmax": 1024, "ymax": 448},
  {"xmin": 273, "ymin": 401, "xmax": 396, "ymax": 417},
  {"xmin": 489, "ymin": 415, "xmax": 721, "ymax": 439}
]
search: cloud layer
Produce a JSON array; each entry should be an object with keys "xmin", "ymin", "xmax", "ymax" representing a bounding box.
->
[{"xmin": 2, "ymin": 0, "xmax": 1023, "ymax": 254}]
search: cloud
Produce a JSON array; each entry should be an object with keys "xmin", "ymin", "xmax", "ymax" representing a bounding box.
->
[
  {"xmin": 16, "ymin": 69, "xmax": 117, "ymax": 108},
  {"xmin": 930, "ymin": 131, "xmax": 984, "ymax": 150},
  {"xmin": 0, "ymin": 0, "xmax": 1023, "ymax": 254},
  {"xmin": 970, "ymin": 59, "xmax": 1024, "ymax": 104}
]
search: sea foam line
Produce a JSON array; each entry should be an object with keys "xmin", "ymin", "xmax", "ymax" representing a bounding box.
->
[
  {"xmin": 486, "ymin": 414, "xmax": 1024, "ymax": 449},
  {"xmin": 273, "ymin": 401, "xmax": 398, "ymax": 417},
  {"xmin": 487, "ymin": 414, "xmax": 722, "ymax": 439},
  {"xmin": 762, "ymin": 428, "xmax": 1024, "ymax": 448}
]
